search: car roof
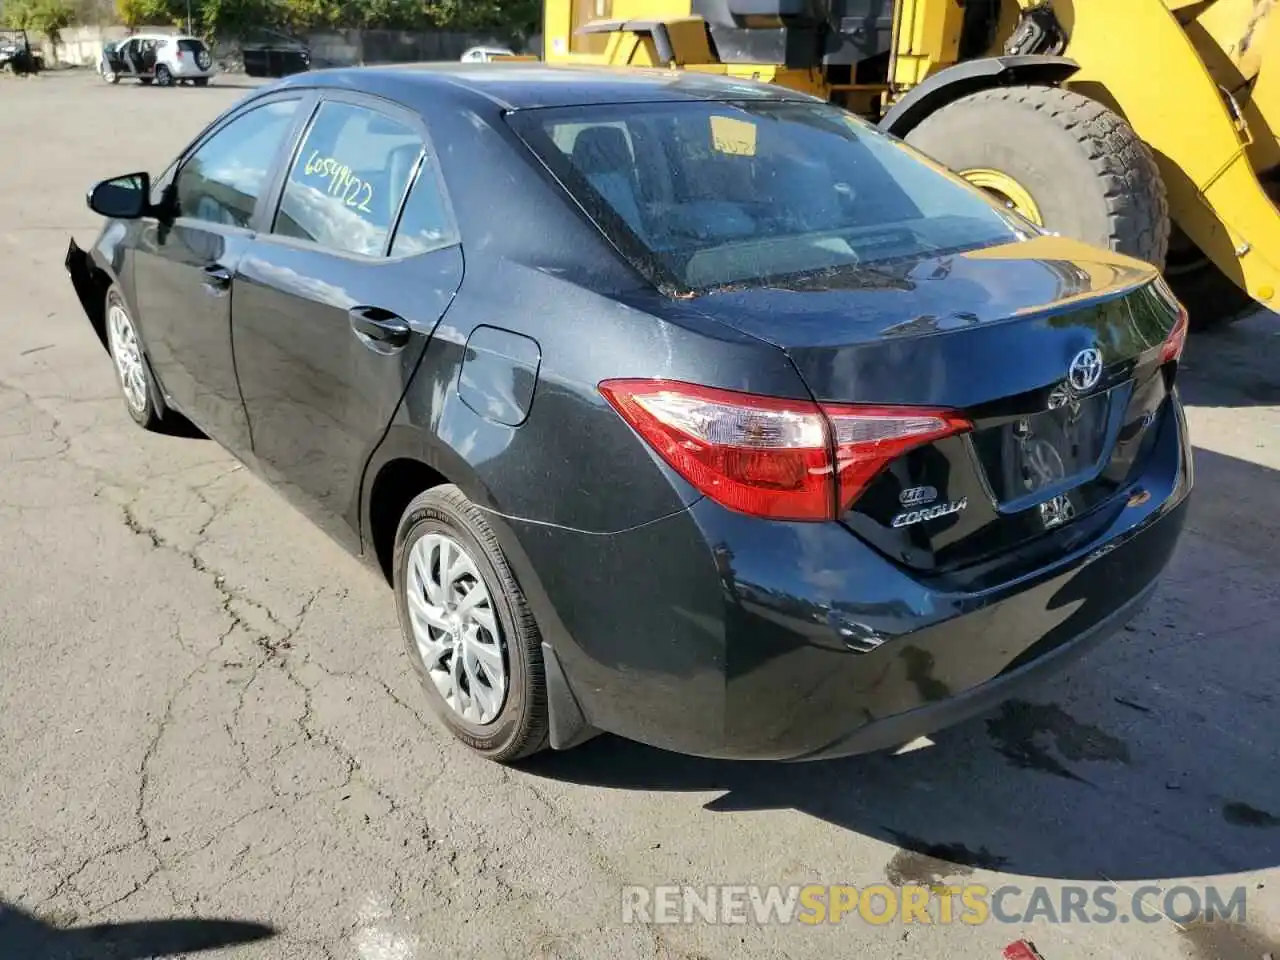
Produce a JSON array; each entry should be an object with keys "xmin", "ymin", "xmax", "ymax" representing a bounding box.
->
[
  {"xmin": 270, "ymin": 62, "xmax": 820, "ymax": 111},
  {"xmin": 124, "ymin": 32, "xmax": 202, "ymax": 42}
]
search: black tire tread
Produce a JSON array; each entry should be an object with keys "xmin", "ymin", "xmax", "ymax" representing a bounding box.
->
[
  {"xmin": 912, "ymin": 84, "xmax": 1170, "ymax": 267},
  {"xmin": 397, "ymin": 484, "xmax": 549, "ymax": 763}
]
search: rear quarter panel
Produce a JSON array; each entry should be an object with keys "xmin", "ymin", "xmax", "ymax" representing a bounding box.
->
[{"xmin": 372, "ymin": 85, "xmax": 812, "ymax": 536}]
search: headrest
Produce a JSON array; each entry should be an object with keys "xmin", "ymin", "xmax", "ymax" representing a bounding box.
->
[{"xmin": 571, "ymin": 126, "xmax": 634, "ymax": 177}]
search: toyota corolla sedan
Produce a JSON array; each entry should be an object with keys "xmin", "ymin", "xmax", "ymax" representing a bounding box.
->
[{"xmin": 66, "ymin": 65, "xmax": 1191, "ymax": 764}]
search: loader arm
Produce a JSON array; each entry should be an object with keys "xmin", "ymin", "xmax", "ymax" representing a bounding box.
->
[{"xmin": 1056, "ymin": 0, "xmax": 1279, "ymax": 308}]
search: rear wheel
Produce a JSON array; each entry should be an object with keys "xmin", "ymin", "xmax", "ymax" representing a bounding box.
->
[
  {"xmin": 393, "ymin": 484, "xmax": 549, "ymax": 763},
  {"xmin": 905, "ymin": 85, "xmax": 1170, "ymax": 268},
  {"xmin": 154, "ymin": 65, "xmax": 172, "ymax": 87}
]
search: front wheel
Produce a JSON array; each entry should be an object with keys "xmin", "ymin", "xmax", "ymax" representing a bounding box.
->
[
  {"xmin": 104, "ymin": 288, "xmax": 162, "ymax": 430},
  {"xmin": 393, "ymin": 485, "xmax": 549, "ymax": 763}
]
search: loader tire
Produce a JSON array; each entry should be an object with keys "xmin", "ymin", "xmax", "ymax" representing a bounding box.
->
[{"xmin": 905, "ymin": 85, "xmax": 1170, "ymax": 268}]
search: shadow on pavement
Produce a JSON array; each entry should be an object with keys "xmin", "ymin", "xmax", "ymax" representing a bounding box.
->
[
  {"xmin": 1178, "ymin": 309, "xmax": 1280, "ymax": 408},
  {"xmin": 0, "ymin": 900, "xmax": 274, "ymax": 959},
  {"xmin": 525, "ymin": 316, "xmax": 1280, "ymax": 885}
]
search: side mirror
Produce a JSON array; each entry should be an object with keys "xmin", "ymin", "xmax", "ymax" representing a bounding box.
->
[{"xmin": 87, "ymin": 172, "xmax": 151, "ymax": 219}]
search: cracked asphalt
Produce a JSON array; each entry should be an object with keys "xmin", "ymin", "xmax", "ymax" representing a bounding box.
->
[{"xmin": 2, "ymin": 70, "xmax": 1280, "ymax": 960}]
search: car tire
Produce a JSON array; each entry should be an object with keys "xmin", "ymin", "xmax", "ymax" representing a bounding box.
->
[
  {"xmin": 905, "ymin": 84, "xmax": 1170, "ymax": 268},
  {"xmin": 155, "ymin": 65, "xmax": 172, "ymax": 87},
  {"xmin": 104, "ymin": 287, "xmax": 165, "ymax": 430},
  {"xmin": 393, "ymin": 484, "xmax": 549, "ymax": 763},
  {"xmin": 103, "ymin": 68, "xmax": 118, "ymax": 84}
]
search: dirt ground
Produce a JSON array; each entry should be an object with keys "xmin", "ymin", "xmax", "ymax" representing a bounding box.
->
[{"xmin": 1, "ymin": 69, "xmax": 1278, "ymax": 960}]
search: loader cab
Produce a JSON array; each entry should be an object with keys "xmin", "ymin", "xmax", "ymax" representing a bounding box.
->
[
  {"xmin": 691, "ymin": 0, "xmax": 893, "ymax": 71},
  {"xmin": 547, "ymin": 1, "xmax": 1003, "ymax": 86}
]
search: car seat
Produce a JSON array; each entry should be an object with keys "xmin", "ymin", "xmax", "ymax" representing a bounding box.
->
[{"xmin": 569, "ymin": 126, "xmax": 646, "ymax": 238}]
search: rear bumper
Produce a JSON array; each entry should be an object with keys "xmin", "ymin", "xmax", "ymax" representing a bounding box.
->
[
  {"xmin": 794, "ymin": 576, "xmax": 1158, "ymax": 760},
  {"xmin": 496, "ymin": 393, "xmax": 1191, "ymax": 760},
  {"xmin": 169, "ymin": 60, "xmax": 214, "ymax": 77}
]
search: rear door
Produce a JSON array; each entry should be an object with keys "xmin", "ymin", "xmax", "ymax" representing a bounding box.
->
[{"xmin": 232, "ymin": 92, "xmax": 463, "ymax": 551}]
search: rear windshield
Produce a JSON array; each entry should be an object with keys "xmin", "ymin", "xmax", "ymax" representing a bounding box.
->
[
  {"xmin": 177, "ymin": 39, "xmax": 206, "ymax": 52},
  {"xmin": 508, "ymin": 99, "xmax": 1024, "ymax": 293}
]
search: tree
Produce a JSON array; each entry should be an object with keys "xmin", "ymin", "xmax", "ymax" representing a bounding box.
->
[
  {"xmin": 114, "ymin": 0, "xmax": 170, "ymax": 26},
  {"xmin": 3, "ymin": 0, "xmax": 74, "ymax": 44}
]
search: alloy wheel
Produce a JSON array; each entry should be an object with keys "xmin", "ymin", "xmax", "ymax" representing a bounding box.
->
[
  {"xmin": 107, "ymin": 303, "xmax": 148, "ymax": 414},
  {"xmin": 405, "ymin": 532, "xmax": 508, "ymax": 725}
]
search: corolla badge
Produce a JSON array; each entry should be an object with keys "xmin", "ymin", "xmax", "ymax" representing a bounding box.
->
[
  {"xmin": 1068, "ymin": 347, "xmax": 1103, "ymax": 393},
  {"xmin": 892, "ymin": 498, "xmax": 968, "ymax": 528}
]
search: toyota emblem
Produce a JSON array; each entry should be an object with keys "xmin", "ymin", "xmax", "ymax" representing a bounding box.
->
[{"xmin": 1068, "ymin": 348, "xmax": 1103, "ymax": 393}]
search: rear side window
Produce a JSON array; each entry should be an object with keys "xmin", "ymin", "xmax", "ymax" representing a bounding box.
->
[
  {"xmin": 389, "ymin": 157, "xmax": 456, "ymax": 257},
  {"xmin": 273, "ymin": 100, "xmax": 423, "ymax": 257},
  {"xmin": 508, "ymin": 100, "xmax": 1023, "ymax": 292}
]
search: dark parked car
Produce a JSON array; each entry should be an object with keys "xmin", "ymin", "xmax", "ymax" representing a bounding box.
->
[
  {"xmin": 66, "ymin": 65, "xmax": 1192, "ymax": 764},
  {"xmin": 241, "ymin": 30, "xmax": 311, "ymax": 77},
  {"xmin": 0, "ymin": 29, "xmax": 43, "ymax": 74}
]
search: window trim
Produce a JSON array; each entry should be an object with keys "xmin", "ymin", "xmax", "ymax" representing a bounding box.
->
[
  {"xmin": 261, "ymin": 89, "xmax": 459, "ymax": 262},
  {"xmin": 165, "ymin": 89, "xmax": 317, "ymax": 236}
]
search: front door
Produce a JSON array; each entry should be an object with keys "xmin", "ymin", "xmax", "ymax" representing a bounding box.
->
[
  {"xmin": 131, "ymin": 94, "xmax": 307, "ymax": 452},
  {"xmin": 119, "ymin": 38, "xmax": 140, "ymax": 76},
  {"xmin": 231, "ymin": 95, "xmax": 463, "ymax": 550}
]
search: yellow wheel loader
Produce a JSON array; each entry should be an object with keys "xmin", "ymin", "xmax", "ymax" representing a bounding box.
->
[{"xmin": 541, "ymin": 0, "xmax": 1280, "ymax": 329}]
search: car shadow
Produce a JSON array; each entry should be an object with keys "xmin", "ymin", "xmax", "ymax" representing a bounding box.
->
[
  {"xmin": 524, "ymin": 317, "xmax": 1280, "ymax": 885},
  {"xmin": 155, "ymin": 409, "xmax": 207, "ymax": 439},
  {"xmin": 0, "ymin": 900, "xmax": 274, "ymax": 959}
]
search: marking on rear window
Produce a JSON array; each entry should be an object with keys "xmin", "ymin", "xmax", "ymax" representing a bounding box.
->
[
  {"xmin": 709, "ymin": 115, "xmax": 757, "ymax": 157},
  {"xmin": 302, "ymin": 150, "xmax": 373, "ymax": 213}
]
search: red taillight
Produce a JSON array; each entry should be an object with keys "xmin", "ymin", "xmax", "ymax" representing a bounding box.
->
[
  {"xmin": 1160, "ymin": 303, "xmax": 1189, "ymax": 365},
  {"xmin": 824, "ymin": 403, "xmax": 973, "ymax": 513},
  {"xmin": 598, "ymin": 379, "xmax": 970, "ymax": 521}
]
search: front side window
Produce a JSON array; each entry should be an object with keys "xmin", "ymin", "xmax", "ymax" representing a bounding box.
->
[
  {"xmin": 509, "ymin": 100, "xmax": 1025, "ymax": 292},
  {"xmin": 175, "ymin": 98, "xmax": 300, "ymax": 229},
  {"xmin": 273, "ymin": 100, "xmax": 423, "ymax": 257}
]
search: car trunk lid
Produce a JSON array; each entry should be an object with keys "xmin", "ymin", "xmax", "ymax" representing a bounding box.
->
[{"xmin": 686, "ymin": 237, "xmax": 1186, "ymax": 572}]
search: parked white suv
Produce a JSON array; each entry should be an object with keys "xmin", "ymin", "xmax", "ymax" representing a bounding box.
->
[{"xmin": 101, "ymin": 34, "xmax": 216, "ymax": 87}]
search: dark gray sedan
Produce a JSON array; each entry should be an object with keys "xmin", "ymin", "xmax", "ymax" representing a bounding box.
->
[{"xmin": 67, "ymin": 64, "xmax": 1191, "ymax": 764}]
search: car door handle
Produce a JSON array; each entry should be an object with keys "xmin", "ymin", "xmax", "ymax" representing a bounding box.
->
[
  {"xmin": 202, "ymin": 264, "xmax": 232, "ymax": 292},
  {"xmin": 349, "ymin": 307, "xmax": 411, "ymax": 350}
]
